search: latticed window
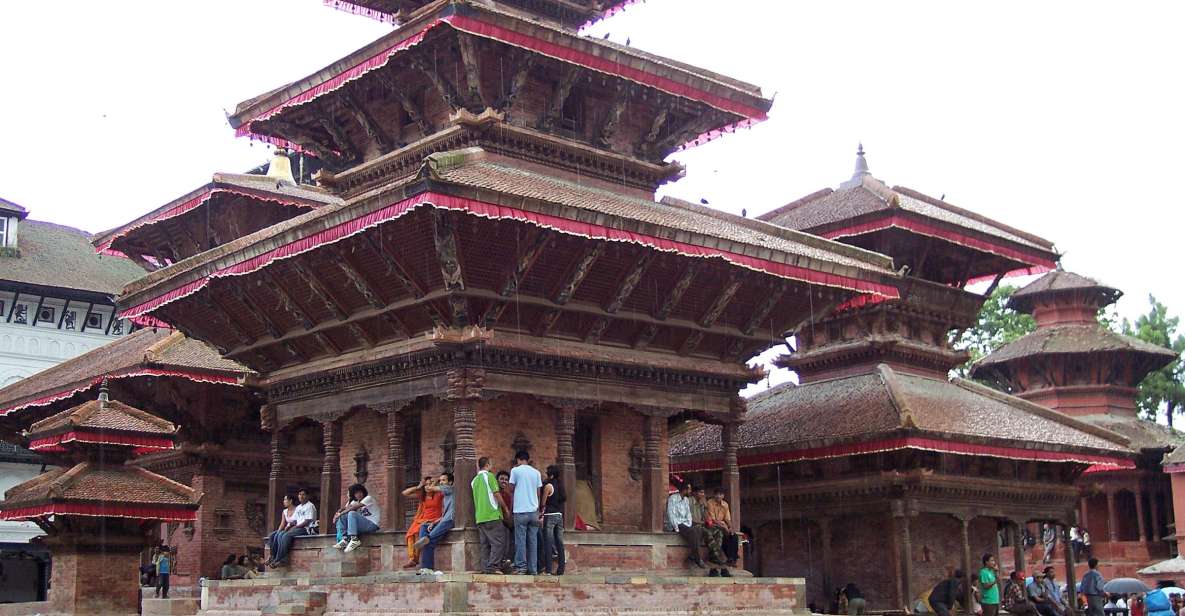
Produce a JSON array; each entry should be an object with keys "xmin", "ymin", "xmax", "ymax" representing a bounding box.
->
[{"xmin": 13, "ymin": 304, "xmax": 27, "ymax": 324}]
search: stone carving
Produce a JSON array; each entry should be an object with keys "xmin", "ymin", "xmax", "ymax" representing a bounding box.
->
[
  {"xmin": 511, "ymin": 432, "xmax": 533, "ymax": 456},
  {"xmin": 354, "ymin": 444, "xmax": 370, "ymax": 485},
  {"xmin": 441, "ymin": 431, "xmax": 456, "ymax": 473},
  {"xmin": 629, "ymin": 444, "xmax": 645, "ymax": 481},
  {"xmin": 245, "ymin": 503, "xmax": 266, "ymax": 536}
]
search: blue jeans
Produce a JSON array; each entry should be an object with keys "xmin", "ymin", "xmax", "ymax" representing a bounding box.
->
[
  {"xmin": 418, "ymin": 519, "xmax": 454, "ymax": 571},
  {"xmin": 513, "ymin": 512, "xmax": 541, "ymax": 574},
  {"xmin": 335, "ymin": 511, "xmax": 379, "ymax": 538},
  {"xmin": 268, "ymin": 526, "xmax": 309, "ymax": 564},
  {"xmin": 542, "ymin": 513, "xmax": 565, "ymax": 574}
]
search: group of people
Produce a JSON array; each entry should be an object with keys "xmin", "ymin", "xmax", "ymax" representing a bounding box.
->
[
  {"xmin": 664, "ymin": 482, "xmax": 741, "ymax": 577},
  {"xmin": 219, "ymin": 553, "xmax": 264, "ymax": 580},
  {"xmin": 1036, "ymin": 523, "xmax": 1094, "ymax": 564},
  {"xmin": 922, "ymin": 555, "xmax": 1111, "ymax": 616},
  {"xmin": 139, "ymin": 545, "xmax": 172, "ymax": 599}
]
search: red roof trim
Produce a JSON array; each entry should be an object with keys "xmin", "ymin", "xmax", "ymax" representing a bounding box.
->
[
  {"xmin": 322, "ymin": 0, "xmax": 398, "ymax": 23},
  {"xmin": 236, "ymin": 14, "xmax": 767, "ymax": 152},
  {"xmin": 0, "ymin": 503, "xmax": 196, "ymax": 523},
  {"xmin": 27, "ymin": 431, "xmax": 175, "ymax": 452},
  {"xmin": 819, "ymin": 214, "xmax": 1058, "ymax": 271},
  {"xmin": 0, "ymin": 368, "xmax": 242, "ymax": 417},
  {"xmin": 670, "ymin": 435, "xmax": 1136, "ymax": 472},
  {"xmin": 120, "ymin": 191, "xmax": 898, "ymax": 321},
  {"xmin": 96, "ymin": 187, "xmax": 319, "ymax": 255}
]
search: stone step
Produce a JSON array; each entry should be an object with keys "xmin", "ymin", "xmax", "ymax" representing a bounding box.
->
[
  {"xmin": 143, "ymin": 597, "xmax": 202, "ymax": 615},
  {"xmin": 310, "ymin": 545, "xmax": 370, "ymax": 578},
  {"xmin": 277, "ymin": 590, "xmax": 327, "ymax": 607}
]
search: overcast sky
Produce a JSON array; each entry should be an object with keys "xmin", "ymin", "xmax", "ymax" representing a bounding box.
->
[{"xmin": 1, "ymin": 0, "xmax": 1181, "ymax": 384}]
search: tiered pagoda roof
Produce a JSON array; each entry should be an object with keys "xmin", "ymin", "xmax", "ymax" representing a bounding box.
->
[
  {"xmin": 759, "ymin": 147, "xmax": 1058, "ymax": 285},
  {"xmin": 0, "ymin": 392, "xmax": 200, "ymax": 523},
  {"xmin": 324, "ymin": 0, "xmax": 638, "ymax": 29},
  {"xmin": 94, "ymin": 164, "xmax": 341, "ymax": 270},
  {"xmin": 0, "ymin": 327, "xmax": 253, "ymax": 419},
  {"xmin": 972, "ymin": 271, "xmax": 1181, "ymax": 454},
  {"xmin": 671, "ymin": 363, "xmax": 1133, "ymax": 472}
]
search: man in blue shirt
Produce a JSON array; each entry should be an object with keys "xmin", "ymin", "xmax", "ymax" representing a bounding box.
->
[
  {"xmin": 508, "ymin": 450, "xmax": 542, "ymax": 575},
  {"xmin": 413, "ymin": 472, "xmax": 455, "ymax": 574},
  {"xmin": 665, "ymin": 483, "xmax": 704, "ymax": 568},
  {"xmin": 1080, "ymin": 558, "xmax": 1106, "ymax": 616}
]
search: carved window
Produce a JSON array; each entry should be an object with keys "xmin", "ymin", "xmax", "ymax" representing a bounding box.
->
[
  {"xmin": 63, "ymin": 311, "xmax": 76, "ymax": 330},
  {"xmin": 404, "ymin": 413, "xmax": 421, "ymax": 481},
  {"xmin": 111, "ymin": 319, "xmax": 123, "ymax": 335},
  {"xmin": 13, "ymin": 304, "xmax": 26, "ymax": 324},
  {"xmin": 85, "ymin": 313, "xmax": 102, "ymax": 330},
  {"xmin": 37, "ymin": 306, "xmax": 54, "ymax": 324}
]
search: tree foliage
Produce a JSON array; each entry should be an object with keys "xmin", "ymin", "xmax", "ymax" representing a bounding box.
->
[
  {"xmin": 1120, "ymin": 295, "xmax": 1185, "ymax": 426},
  {"xmin": 951, "ymin": 285, "xmax": 1035, "ymax": 378}
]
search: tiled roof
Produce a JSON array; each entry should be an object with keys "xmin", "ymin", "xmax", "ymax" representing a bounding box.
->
[
  {"xmin": 0, "ymin": 219, "xmax": 144, "ymax": 295},
  {"xmin": 0, "ymin": 197, "xmax": 27, "ymax": 217},
  {"xmin": 2, "ymin": 461, "xmax": 198, "ymax": 508},
  {"xmin": 30, "ymin": 398, "xmax": 176, "ymax": 437},
  {"xmin": 1163, "ymin": 445, "xmax": 1185, "ymax": 467},
  {"xmin": 1008, "ymin": 271, "xmax": 1122, "ymax": 312},
  {"xmin": 0, "ymin": 441, "xmax": 43, "ymax": 464},
  {"xmin": 1073, "ymin": 414, "xmax": 1183, "ymax": 452},
  {"xmin": 758, "ymin": 175, "xmax": 1056, "ymax": 256},
  {"xmin": 0, "ymin": 328, "xmax": 253, "ymax": 414},
  {"xmin": 972, "ymin": 324, "xmax": 1178, "ymax": 368},
  {"xmin": 670, "ymin": 364, "xmax": 1130, "ymax": 459}
]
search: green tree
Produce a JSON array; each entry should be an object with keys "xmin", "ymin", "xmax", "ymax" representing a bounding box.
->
[
  {"xmin": 952, "ymin": 285, "xmax": 1036, "ymax": 377},
  {"xmin": 1120, "ymin": 295, "xmax": 1185, "ymax": 427}
]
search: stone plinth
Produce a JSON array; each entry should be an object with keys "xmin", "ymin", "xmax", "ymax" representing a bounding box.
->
[
  {"xmin": 285, "ymin": 529, "xmax": 734, "ymax": 576},
  {"xmin": 42, "ymin": 530, "xmax": 145, "ymax": 616},
  {"xmin": 143, "ymin": 597, "xmax": 202, "ymax": 615},
  {"xmin": 198, "ymin": 572, "xmax": 806, "ymax": 616}
]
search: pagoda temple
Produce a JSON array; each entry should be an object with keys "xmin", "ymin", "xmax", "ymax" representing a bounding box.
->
[
  {"xmin": 671, "ymin": 149, "xmax": 1137, "ymax": 611},
  {"xmin": 973, "ymin": 271, "xmax": 1182, "ymax": 578},
  {"xmin": 57, "ymin": 0, "xmax": 912, "ymax": 613},
  {"xmin": 0, "ymin": 388, "xmax": 200, "ymax": 616}
]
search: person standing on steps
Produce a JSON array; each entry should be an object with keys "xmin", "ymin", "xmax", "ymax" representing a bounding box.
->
[
  {"xmin": 1080, "ymin": 558, "xmax": 1106, "ymax": 616},
  {"xmin": 509, "ymin": 450, "xmax": 543, "ymax": 575},
  {"xmin": 979, "ymin": 554, "xmax": 1001, "ymax": 616},
  {"xmin": 540, "ymin": 465, "xmax": 566, "ymax": 576},
  {"xmin": 472, "ymin": 457, "xmax": 509, "ymax": 574}
]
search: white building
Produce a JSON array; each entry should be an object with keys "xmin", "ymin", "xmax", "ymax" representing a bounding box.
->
[{"xmin": 0, "ymin": 197, "xmax": 144, "ymax": 601}]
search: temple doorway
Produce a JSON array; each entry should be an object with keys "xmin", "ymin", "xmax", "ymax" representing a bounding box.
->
[{"xmin": 573, "ymin": 416, "xmax": 602, "ymax": 526}]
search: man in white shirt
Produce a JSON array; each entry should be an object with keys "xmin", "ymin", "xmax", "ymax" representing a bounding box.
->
[
  {"xmin": 508, "ymin": 450, "xmax": 543, "ymax": 575},
  {"xmin": 665, "ymin": 483, "xmax": 704, "ymax": 568},
  {"xmin": 334, "ymin": 483, "xmax": 381, "ymax": 553},
  {"xmin": 293, "ymin": 488, "xmax": 318, "ymax": 533}
]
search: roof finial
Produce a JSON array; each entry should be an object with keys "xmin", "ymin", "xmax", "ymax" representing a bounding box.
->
[
  {"xmin": 98, "ymin": 378, "xmax": 110, "ymax": 406},
  {"xmin": 853, "ymin": 142, "xmax": 870, "ymax": 179}
]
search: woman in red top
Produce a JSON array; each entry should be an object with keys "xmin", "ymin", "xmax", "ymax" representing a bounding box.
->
[
  {"xmin": 1131, "ymin": 594, "xmax": 1146, "ymax": 616},
  {"xmin": 402, "ymin": 476, "xmax": 443, "ymax": 569}
]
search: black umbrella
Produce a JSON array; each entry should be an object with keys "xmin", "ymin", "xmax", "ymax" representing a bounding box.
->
[{"xmin": 1103, "ymin": 578, "xmax": 1151, "ymax": 595}]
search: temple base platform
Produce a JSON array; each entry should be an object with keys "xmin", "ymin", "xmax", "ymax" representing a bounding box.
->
[{"xmin": 198, "ymin": 572, "xmax": 806, "ymax": 616}]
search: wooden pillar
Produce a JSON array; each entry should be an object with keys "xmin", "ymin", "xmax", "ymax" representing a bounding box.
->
[
  {"xmin": 1151, "ymin": 491, "xmax": 1163, "ymax": 543},
  {"xmin": 818, "ymin": 517, "xmax": 834, "ymax": 602},
  {"xmin": 319, "ymin": 418, "xmax": 342, "ymax": 535},
  {"xmin": 1080, "ymin": 497, "xmax": 1090, "ymax": 532},
  {"xmin": 959, "ymin": 515, "xmax": 974, "ymax": 612},
  {"xmin": 722, "ymin": 422, "xmax": 742, "ymax": 528},
  {"xmin": 1011, "ymin": 520, "xmax": 1025, "ymax": 574},
  {"xmin": 555, "ymin": 407, "xmax": 577, "ymax": 530},
  {"xmin": 446, "ymin": 368, "xmax": 482, "ymax": 530},
  {"xmin": 385, "ymin": 405, "xmax": 406, "ymax": 531},
  {"xmin": 1063, "ymin": 524, "xmax": 1078, "ymax": 614},
  {"xmin": 894, "ymin": 501, "xmax": 913, "ymax": 609},
  {"xmin": 1136, "ymin": 489, "xmax": 1148, "ymax": 543},
  {"xmin": 641, "ymin": 414, "xmax": 665, "ymax": 532},
  {"xmin": 267, "ymin": 427, "xmax": 285, "ymax": 533},
  {"xmin": 1106, "ymin": 490, "xmax": 1118, "ymax": 542}
]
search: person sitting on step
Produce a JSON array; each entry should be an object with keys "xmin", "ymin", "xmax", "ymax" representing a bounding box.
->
[{"xmin": 333, "ymin": 483, "xmax": 381, "ymax": 553}]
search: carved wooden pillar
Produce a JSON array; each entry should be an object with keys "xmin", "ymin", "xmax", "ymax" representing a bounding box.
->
[
  {"xmin": 894, "ymin": 501, "xmax": 913, "ymax": 609},
  {"xmin": 1135, "ymin": 489, "xmax": 1148, "ymax": 543},
  {"xmin": 319, "ymin": 418, "xmax": 342, "ymax": 534},
  {"xmin": 1080, "ymin": 497, "xmax": 1090, "ymax": 532},
  {"xmin": 722, "ymin": 422, "xmax": 742, "ymax": 529},
  {"xmin": 1106, "ymin": 490, "xmax": 1118, "ymax": 542},
  {"xmin": 1063, "ymin": 524, "xmax": 1079, "ymax": 614},
  {"xmin": 641, "ymin": 414, "xmax": 665, "ymax": 532},
  {"xmin": 555, "ymin": 407, "xmax": 577, "ymax": 530},
  {"xmin": 1011, "ymin": 520, "xmax": 1025, "ymax": 574},
  {"xmin": 267, "ymin": 423, "xmax": 285, "ymax": 533},
  {"xmin": 1150, "ymin": 491, "xmax": 1162, "ymax": 543},
  {"xmin": 958, "ymin": 515, "xmax": 974, "ymax": 612},
  {"xmin": 818, "ymin": 517, "xmax": 834, "ymax": 604},
  {"xmin": 385, "ymin": 405, "xmax": 406, "ymax": 531},
  {"xmin": 446, "ymin": 368, "xmax": 482, "ymax": 530}
]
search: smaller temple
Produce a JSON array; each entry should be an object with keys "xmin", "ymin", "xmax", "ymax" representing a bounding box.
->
[
  {"xmin": 0, "ymin": 388, "xmax": 200, "ymax": 616},
  {"xmin": 973, "ymin": 271, "xmax": 1182, "ymax": 577}
]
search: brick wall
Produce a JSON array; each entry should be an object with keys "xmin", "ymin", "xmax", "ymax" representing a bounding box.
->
[
  {"xmin": 598, "ymin": 408, "xmax": 646, "ymax": 530},
  {"xmin": 338, "ymin": 408, "xmax": 390, "ymax": 525},
  {"xmin": 475, "ymin": 395, "xmax": 558, "ymax": 474},
  {"xmin": 906, "ymin": 512, "xmax": 999, "ymax": 599},
  {"xmin": 49, "ymin": 548, "xmax": 141, "ymax": 614}
]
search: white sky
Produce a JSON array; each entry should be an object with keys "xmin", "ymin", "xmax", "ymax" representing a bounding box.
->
[{"xmin": 1, "ymin": 0, "xmax": 1181, "ymax": 392}]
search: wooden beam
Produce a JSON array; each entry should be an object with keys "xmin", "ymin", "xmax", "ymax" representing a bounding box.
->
[
  {"xmin": 432, "ymin": 209, "xmax": 468, "ymax": 327},
  {"xmin": 741, "ymin": 281, "xmax": 788, "ymax": 336},
  {"xmin": 392, "ymin": 86, "xmax": 432, "ymax": 138},
  {"xmin": 335, "ymin": 255, "xmax": 388, "ymax": 310},
  {"xmin": 201, "ymin": 293, "xmax": 253, "ymax": 347},
  {"xmin": 259, "ymin": 272, "xmax": 315, "ymax": 330},
  {"xmin": 261, "ymin": 119, "xmax": 353, "ymax": 167},
  {"xmin": 633, "ymin": 323, "xmax": 659, "ymax": 350},
  {"xmin": 699, "ymin": 272, "xmax": 744, "ymax": 328},
  {"xmin": 456, "ymin": 34, "xmax": 486, "ymax": 112},
  {"xmin": 290, "ymin": 260, "xmax": 350, "ymax": 321},
  {"xmin": 652, "ymin": 112, "xmax": 724, "ymax": 156},
  {"xmin": 412, "ymin": 56, "xmax": 463, "ymax": 112},
  {"xmin": 655, "ymin": 263, "xmax": 699, "ymax": 320},
  {"xmin": 339, "ymin": 89, "xmax": 394, "ymax": 154},
  {"xmin": 636, "ymin": 107, "xmax": 669, "ymax": 158},
  {"xmin": 361, "ymin": 232, "xmax": 428, "ymax": 299},
  {"xmin": 583, "ymin": 317, "xmax": 610, "ymax": 344},
  {"xmin": 481, "ymin": 228, "xmax": 551, "ymax": 328},
  {"xmin": 230, "ymin": 285, "xmax": 284, "ymax": 339},
  {"xmin": 379, "ymin": 311, "xmax": 410, "ymax": 339},
  {"xmin": 493, "ymin": 52, "xmax": 535, "ymax": 117},
  {"xmin": 596, "ymin": 85, "xmax": 629, "ymax": 147},
  {"xmin": 606, "ymin": 251, "xmax": 654, "ymax": 314},
  {"xmin": 348, "ymin": 322, "xmax": 377, "ymax": 348},
  {"xmin": 678, "ymin": 330, "xmax": 706, "ymax": 356},
  {"xmin": 539, "ymin": 66, "xmax": 580, "ymax": 131},
  {"xmin": 554, "ymin": 243, "xmax": 605, "ymax": 305},
  {"xmin": 313, "ymin": 331, "xmax": 342, "ymax": 356},
  {"xmin": 317, "ymin": 115, "xmax": 360, "ymax": 164}
]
